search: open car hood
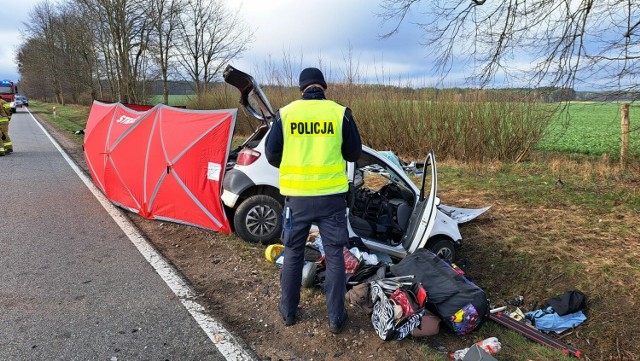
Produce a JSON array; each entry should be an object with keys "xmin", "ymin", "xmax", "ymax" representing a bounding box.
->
[{"xmin": 437, "ymin": 204, "xmax": 491, "ymax": 224}]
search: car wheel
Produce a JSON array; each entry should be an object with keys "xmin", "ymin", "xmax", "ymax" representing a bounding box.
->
[
  {"xmin": 426, "ymin": 237, "xmax": 456, "ymax": 263},
  {"xmin": 234, "ymin": 194, "xmax": 283, "ymax": 244}
]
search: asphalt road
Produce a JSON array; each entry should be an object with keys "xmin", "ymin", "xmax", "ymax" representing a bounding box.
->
[{"xmin": 0, "ymin": 108, "xmax": 252, "ymax": 360}]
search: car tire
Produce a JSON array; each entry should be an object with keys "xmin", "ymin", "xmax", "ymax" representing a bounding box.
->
[
  {"xmin": 426, "ymin": 237, "xmax": 457, "ymax": 263},
  {"xmin": 234, "ymin": 194, "xmax": 283, "ymax": 244}
]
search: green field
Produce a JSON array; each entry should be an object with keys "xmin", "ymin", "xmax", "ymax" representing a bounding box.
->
[
  {"xmin": 146, "ymin": 94, "xmax": 193, "ymax": 106},
  {"xmin": 536, "ymin": 102, "xmax": 639, "ymax": 158}
]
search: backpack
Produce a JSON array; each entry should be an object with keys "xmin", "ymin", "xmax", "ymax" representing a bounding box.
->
[
  {"xmin": 545, "ymin": 290, "xmax": 586, "ymax": 316},
  {"xmin": 390, "ymin": 249, "xmax": 488, "ymax": 335},
  {"xmin": 370, "ymin": 277, "xmax": 428, "ymax": 341}
]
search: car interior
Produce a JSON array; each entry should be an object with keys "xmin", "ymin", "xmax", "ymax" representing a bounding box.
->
[{"xmin": 348, "ymin": 152, "xmax": 417, "ymax": 247}]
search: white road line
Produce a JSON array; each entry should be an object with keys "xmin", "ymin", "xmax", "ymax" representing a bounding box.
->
[{"xmin": 26, "ymin": 109, "xmax": 256, "ymax": 361}]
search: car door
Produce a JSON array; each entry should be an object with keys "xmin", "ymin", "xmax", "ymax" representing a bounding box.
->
[{"xmin": 400, "ymin": 151, "xmax": 438, "ymax": 254}]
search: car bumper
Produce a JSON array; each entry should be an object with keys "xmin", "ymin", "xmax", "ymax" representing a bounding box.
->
[
  {"xmin": 221, "ymin": 189, "xmax": 240, "ymax": 208},
  {"xmin": 222, "ymin": 169, "xmax": 256, "ymax": 207}
]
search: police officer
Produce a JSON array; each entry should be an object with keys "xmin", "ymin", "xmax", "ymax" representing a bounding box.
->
[
  {"xmin": 265, "ymin": 67, "xmax": 362, "ymax": 334},
  {"xmin": 0, "ymin": 98, "xmax": 12, "ymax": 155}
]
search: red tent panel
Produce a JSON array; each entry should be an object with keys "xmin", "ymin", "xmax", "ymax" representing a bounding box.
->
[
  {"xmin": 102, "ymin": 108, "xmax": 155, "ymax": 213},
  {"xmin": 84, "ymin": 102, "xmax": 146, "ymax": 194},
  {"xmin": 84, "ymin": 102, "xmax": 117, "ymax": 192},
  {"xmin": 83, "ymin": 101, "xmax": 235, "ymax": 233}
]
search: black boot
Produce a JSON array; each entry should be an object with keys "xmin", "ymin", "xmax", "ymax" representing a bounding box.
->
[{"xmin": 329, "ymin": 312, "xmax": 348, "ymax": 334}]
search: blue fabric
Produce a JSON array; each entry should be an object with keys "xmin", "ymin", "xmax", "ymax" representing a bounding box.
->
[{"xmin": 525, "ymin": 306, "xmax": 586, "ymax": 333}]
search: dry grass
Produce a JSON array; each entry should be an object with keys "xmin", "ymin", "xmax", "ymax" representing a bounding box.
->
[
  {"xmin": 433, "ymin": 155, "xmax": 640, "ymax": 360},
  {"xmin": 192, "ymin": 83, "xmax": 552, "ymax": 163}
]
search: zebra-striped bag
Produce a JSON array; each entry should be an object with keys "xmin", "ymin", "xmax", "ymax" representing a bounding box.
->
[{"xmin": 370, "ymin": 277, "xmax": 427, "ymax": 341}]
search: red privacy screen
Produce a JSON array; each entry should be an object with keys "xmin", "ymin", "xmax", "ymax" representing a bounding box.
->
[{"xmin": 83, "ymin": 101, "xmax": 236, "ymax": 233}]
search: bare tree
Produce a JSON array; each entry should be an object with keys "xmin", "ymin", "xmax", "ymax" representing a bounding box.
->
[
  {"xmin": 279, "ymin": 48, "xmax": 304, "ymax": 88},
  {"xmin": 90, "ymin": 9, "xmax": 119, "ymax": 100},
  {"xmin": 341, "ymin": 42, "xmax": 362, "ymax": 86},
  {"xmin": 176, "ymin": 0, "xmax": 253, "ymax": 95},
  {"xmin": 18, "ymin": 0, "xmax": 255, "ymax": 104},
  {"xmin": 150, "ymin": 0, "xmax": 183, "ymax": 104},
  {"xmin": 377, "ymin": 0, "xmax": 640, "ymax": 92},
  {"xmin": 55, "ymin": 3, "xmax": 98, "ymax": 103},
  {"xmin": 23, "ymin": 0, "xmax": 66, "ymax": 104},
  {"xmin": 16, "ymin": 39, "xmax": 56, "ymax": 101},
  {"xmin": 77, "ymin": 0, "xmax": 154, "ymax": 103}
]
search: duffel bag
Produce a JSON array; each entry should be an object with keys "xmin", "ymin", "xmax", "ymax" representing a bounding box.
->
[{"xmin": 390, "ymin": 249, "xmax": 488, "ymax": 335}]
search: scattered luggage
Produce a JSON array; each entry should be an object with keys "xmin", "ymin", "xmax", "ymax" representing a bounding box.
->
[
  {"xmin": 390, "ymin": 248, "xmax": 488, "ymax": 335},
  {"xmin": 370, "ymin": 277, "xmax": 428, "ymax": 340}
]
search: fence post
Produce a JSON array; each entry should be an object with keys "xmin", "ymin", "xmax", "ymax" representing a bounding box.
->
[{"xmin": 621, "ymin": 103, "xmax": 629, "ymax": 170}]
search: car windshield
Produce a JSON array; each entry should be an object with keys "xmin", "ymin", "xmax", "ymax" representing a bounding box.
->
[{"xmin": 357, "ymin": 152, "xmax": 411, "ymax": 192}]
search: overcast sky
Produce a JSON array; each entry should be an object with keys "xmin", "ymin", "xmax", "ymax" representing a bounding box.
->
[
  {"xmin": 0, "ymin": 1, "xmax": 33, "ymax": 82},
  {"xmin": 224, "ymin": 0, "xmax": 459, "ymax": 87},
  {"xmin": 4, "ymin": 0, "xmax": 472, "ymax": 88}
]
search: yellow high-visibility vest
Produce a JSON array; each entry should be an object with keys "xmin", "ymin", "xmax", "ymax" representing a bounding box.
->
[{"xmin": 279, "ymin": 99, "xmax": 347, "ymax": 196}]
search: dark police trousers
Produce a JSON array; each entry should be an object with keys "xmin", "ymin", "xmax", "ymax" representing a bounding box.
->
[{"xmin": 279, "ymin": 194, "xmax": 348, "ymax": 323}]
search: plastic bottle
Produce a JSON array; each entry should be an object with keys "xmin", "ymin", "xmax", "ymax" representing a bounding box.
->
[{"xmin": 450, "ymin": 337, "xmax": 501, "ymax": 360}]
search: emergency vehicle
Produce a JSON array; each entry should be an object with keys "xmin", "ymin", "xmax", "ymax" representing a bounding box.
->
[{"xmin": 0, "ymin": 80, "xmax": 18, "ymax": 113}]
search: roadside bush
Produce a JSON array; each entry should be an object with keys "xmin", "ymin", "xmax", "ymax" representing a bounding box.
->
[
  {"xmin": 189, "ymin": 82, "xmax": 552, "ymax": 162},
  {"xmin": 337, "ymin": 86, "xmax": 552, "ymax": 162}
]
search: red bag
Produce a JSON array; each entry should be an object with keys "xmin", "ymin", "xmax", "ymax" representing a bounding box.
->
[
  {"xmin": 317, "ymin": 248, "xmax": 361, "ymax": 274},
  {"xmin": 390, "ymin": 288, "xmax": 414, "ymax": 316},
  {"xmin": 343, "ymin": 247, "xmax": 361, "ymax": 274}
]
